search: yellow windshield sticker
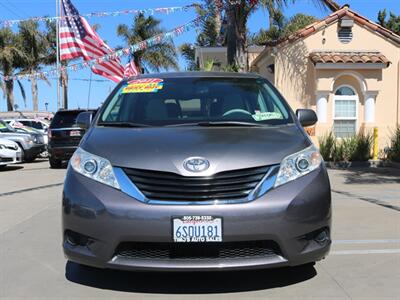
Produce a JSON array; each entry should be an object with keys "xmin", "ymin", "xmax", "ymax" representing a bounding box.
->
[
  {"xmin": 122, "ymin": 78, "xmax": 164, "ymax": 94},
  {"xmin": 252, "ymin": 112, "xmax": 283, "ymax": 121}
]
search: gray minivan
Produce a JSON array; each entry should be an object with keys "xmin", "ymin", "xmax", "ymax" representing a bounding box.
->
[{"xmin": 63, "ymin": 72, "xmax": 331, "ymax": 271}]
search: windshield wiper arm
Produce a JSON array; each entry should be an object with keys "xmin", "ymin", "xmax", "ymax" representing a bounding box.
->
[
  {"xmin": 98, "ymin": 122, "xmax": 151, "ymax": 128},
  {"xmin": 167, "ymin": 121, "xmax": 265, "ymax": 127}
]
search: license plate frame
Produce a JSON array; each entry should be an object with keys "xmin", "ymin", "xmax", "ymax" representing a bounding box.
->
[
  {"xmin": 69, "ymin": 130, "xmax": 81, "ymax": 137},
  {"xmin": 172, "ymin": 216, "xmax": 223, "ymax": 243}
]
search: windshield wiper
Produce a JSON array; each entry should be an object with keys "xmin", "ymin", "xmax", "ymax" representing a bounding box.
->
[
  {"xmin": 167, "ymin": 121, "xmax": 266, "ymax": 127},
  {"xmin": 98, "ymin": 122, "xmax": 151, "ymax": 128}
]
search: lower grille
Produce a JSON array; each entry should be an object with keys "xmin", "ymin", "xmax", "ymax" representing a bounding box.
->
[
  {"xmin": 123, "ymin": 166, "xmax": 270, "ymax": 202},
  {"xmin": 0, "ymin": 157, "xmax": 13, "ymax": 162},
  {"xmin": 115, "ymin": 241, "xmax": 280, "ymax": 261}
]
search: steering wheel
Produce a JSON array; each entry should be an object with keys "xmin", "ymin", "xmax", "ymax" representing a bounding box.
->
[{"xmin": 222, "ymin": 109, "xmax": 252, "ymax": 117}]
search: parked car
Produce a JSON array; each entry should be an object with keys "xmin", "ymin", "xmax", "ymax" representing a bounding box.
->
[
  {"xmin": 0, "ymin": 138, "xmax": 22, "ymax": 169},
  {"xmin": 48, "ymin": 109, "xmax": 95, "ymax": 168},
  {"xmin": 0, "ymin": 120, "xmax": 45, "ymax": 162},
  {"xmin": 5, "ymin": 120, "xmax": 49, "ymax": 158},
  {"xmin": 5, "ymin": 118, "xmax": 49, "ymax": 134},
  {"xmin": 63, "ymin": 72, "xmax": 331, "ymax": 272}
]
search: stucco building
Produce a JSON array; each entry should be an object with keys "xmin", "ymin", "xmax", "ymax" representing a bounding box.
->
[{"xmin": 250, "ymin": 5, "xmax": 400, "ymax": 148}]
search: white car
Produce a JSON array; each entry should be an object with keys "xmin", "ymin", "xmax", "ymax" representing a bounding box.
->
[{"xmin": 0, "ymin": 138, "xmax": 22, "ymax": 169}]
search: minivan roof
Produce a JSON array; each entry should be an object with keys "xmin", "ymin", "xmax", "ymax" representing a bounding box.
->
[{"xmin": 125, "ymin": 72, "xmax": 262, "ymax": 81}]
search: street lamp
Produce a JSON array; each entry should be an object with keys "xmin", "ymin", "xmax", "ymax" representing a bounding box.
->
[{"xmin": 45, "ymin": 102, "xmax": 49, "ymax": 111}]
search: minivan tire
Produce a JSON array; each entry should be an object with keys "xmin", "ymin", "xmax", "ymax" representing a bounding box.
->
[{"xmin": 49, "ymin": 157, "xmax": 62, "ymax": 169}]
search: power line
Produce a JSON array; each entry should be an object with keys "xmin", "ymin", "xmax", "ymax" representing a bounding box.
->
[
  {"xmin": 4, "ymin": 0, "xmax": 30, "ymax": 18},
  {"xmin": 0, "ymin": 2, "xmax": 25, "ymax": 18}
]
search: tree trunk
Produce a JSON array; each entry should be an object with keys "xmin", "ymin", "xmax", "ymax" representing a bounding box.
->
[
  {"xmin": 226, "ymin": 2, "xmax": 248, "ymax": 72},
  {"xmin": 5, "ymin": 80, "xmax": 14, "ymax": 111},
  {"xmin": 31, "ymin": 77, "xmax": 39, "ymax": 111},
  {"xmin": 62, "ymin": 70, "xmax": 68, "ymax": 109}
]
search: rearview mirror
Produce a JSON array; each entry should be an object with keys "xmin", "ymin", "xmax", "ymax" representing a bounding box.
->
[
  {"xmin": 296, "ymin": 109, "xmax": 318, "ymax": 127},
  {"xmin": 76, "ymin": 112, "xmax": 94, "ymax": 130}
]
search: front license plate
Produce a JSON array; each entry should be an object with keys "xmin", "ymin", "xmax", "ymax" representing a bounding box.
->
[
  {"xmin": 69, "ymin": 130, "xmax": 81, "ymax": 137},
  {"xmin": 173, "ymin": 216, "xmax": 222, "ymax": 242}
]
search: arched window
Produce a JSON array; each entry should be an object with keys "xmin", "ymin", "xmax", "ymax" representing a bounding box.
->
[{"xmin": 333, "ymin": 85, "xmax": 358, "ymax": 138}]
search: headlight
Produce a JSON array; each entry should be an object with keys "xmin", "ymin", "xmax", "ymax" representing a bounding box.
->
[
  {"xmin": 274, "ymin": 145, "xmax": 322, "ymax": 188},
  {"xmin": 70, "ymin": 148, "xmax": 120, "ymax": 189}
]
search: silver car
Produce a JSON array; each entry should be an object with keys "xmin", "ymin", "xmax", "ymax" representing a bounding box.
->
[{"xmin": 63, "ymin": 72, "xmax": 331, "ymax": 271}]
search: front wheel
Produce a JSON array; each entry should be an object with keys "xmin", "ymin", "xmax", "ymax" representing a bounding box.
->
[{"xmin": 49, "ymin": 157, "xmax": 62, "ymax": 169}]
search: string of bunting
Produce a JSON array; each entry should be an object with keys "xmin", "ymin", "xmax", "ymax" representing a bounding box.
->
[
  {"xmin": 2, "ymin": 16, "xmax": 203, "ymax": 82},
  {"xmin": 0, "ymin": 4, "xmax": 199, "ymax": 28}
]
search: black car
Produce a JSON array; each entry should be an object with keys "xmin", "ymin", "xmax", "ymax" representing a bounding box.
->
[{"xmin": 48, "ymin": 109, "xmax": 95, "ymax": 168}]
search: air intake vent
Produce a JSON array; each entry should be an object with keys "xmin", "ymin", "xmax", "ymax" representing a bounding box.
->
[{"xmin": 338, "ymin": 27, "xmax": 353, "ymax": 44}]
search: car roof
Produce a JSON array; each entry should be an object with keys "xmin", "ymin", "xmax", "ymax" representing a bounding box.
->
[
  {"xmin": 125, "ymin": 71, "xmax": 262, "ymax": 82},
  {"xmin": 55, "ymin": 109, "xmax": 95, "ymax": 114}
]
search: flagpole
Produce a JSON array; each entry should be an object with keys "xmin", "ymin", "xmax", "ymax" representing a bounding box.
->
[
  {"xmin": 56, "ymin": 0, "xmax": 61, "ymax": 110},
  {"xmin": 87, "ymin": 72, "xmax": 93, "ymax": 109}
]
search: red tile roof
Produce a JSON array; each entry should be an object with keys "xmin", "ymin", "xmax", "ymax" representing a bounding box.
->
[
  {"xmin": 266, "ymin": 6, "xmax": 400, "ymax": 48},
  {"xmin": 310, "ymin": 51, "xmax": 391, "ymax": 66}
]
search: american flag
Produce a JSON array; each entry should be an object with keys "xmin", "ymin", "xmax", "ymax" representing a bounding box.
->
[
  {"xmin": 123, "ymin": 58, "xmax": 139, "ymax": 78},
  {"xmin": 59, "ymin": 0, "xmax": 124, "ymax": 82}
]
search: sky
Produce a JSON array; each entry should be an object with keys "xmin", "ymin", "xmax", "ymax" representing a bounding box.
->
[{"xmin": 0, "ymin": 0, "xmax": 399, "ymax": 112}]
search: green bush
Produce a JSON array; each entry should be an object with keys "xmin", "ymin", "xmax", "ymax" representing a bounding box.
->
[
  {"xmin": 318, "ymin": 132, "xmax": 335, "ymax": 161},
  {"xmin": 387, "ymin": 127, "xmax": 400, "ymax": 162},
  {"xmin": 318, "ymin": 131, "xmax": 372, "ymax": 162}
]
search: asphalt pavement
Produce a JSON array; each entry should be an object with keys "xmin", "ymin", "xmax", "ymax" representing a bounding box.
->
[{"xmin": 0, "ymin": 160, "xmax": 399, "ymax": 299}]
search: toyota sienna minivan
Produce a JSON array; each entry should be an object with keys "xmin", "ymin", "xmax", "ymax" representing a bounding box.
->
[{"xmin": 63, "ymin": 72, "xmax": 331, "ymax": 271}]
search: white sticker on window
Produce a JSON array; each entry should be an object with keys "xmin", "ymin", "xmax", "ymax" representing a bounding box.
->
[{"xmin": 252, "ymin": 112, "xmax": 283, "ymax": 121}]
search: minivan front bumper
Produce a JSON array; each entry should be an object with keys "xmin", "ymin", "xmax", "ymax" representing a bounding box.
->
[{"xmin": 62, "ymin": 166, "xmax": 331, "ymax": 271}]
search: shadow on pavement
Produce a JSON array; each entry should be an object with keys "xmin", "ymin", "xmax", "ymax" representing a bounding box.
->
[
  {"xmin": 340, "ymin": 167, "xmax": 400, "ymax": 185},
  {"xmin": 0, "ymin": 165, "xmax": 24, "ymax": 171},
  {"xmin": 65, "ymin": 261, "xmax": 316, "ymax": 294}
]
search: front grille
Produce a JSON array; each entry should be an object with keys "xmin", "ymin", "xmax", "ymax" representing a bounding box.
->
[
  {"xmin": 123, "ymin": 166, "xmax": 270, "ymax": 202},
  {"xmin": 115, "ymin": 241, "xmax": 280, "ymax": 261}
]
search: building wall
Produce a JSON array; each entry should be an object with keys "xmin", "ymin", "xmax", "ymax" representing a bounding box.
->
[{"xmin": 254, "ymin": 21, "xmax": 400, "ymax": 150}]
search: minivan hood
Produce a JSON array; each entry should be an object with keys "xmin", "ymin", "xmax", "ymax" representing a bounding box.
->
[{"xmin": 82, "ymin": 125, "xmax": 310, "ymax": 176}]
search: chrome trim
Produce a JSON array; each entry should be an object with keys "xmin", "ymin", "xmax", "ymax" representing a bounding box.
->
[
  {"xmin": 114, "ymin": 167, "xmax": 146, "ymax": 202},
  {"xmin": 114, "ymin": 165, "xmax": 279, "ymax": 205}
]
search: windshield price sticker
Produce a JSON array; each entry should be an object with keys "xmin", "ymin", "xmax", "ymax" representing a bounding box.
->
[
  {"xmin": 173, "ymin": 216, "xmax": 222, "ymax": 242},
  {"xmin": 122, "ymin": 78, "xmax": 164, "ymax": 94},
  {"xmin": 252, "ymin": 111, "xmax": 283, "ymax": 121}
]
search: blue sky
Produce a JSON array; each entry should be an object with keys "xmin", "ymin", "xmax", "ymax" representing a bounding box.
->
[{"xmin": 0, "ymin": 0, "xmax": 399, "ymax": 112}]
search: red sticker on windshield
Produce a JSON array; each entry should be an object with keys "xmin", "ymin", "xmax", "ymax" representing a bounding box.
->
[{"xmin": 122, "ymin": 78, "xmax": 164, "ymax": 93}]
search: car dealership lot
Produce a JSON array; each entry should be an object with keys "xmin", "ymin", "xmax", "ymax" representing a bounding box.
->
[{"xmin": 0, "ymin": 161, "xmax": 399, "ymax": 299}]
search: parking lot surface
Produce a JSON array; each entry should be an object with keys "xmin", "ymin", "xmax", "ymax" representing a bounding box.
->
[{"xmin": 0, "ymin": 161, "xmax": 399, "ymax": 299}]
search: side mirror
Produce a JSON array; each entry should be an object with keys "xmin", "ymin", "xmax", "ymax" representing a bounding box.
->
[
  {"xmin": 296, "ymin": 109, "xmax": 318, "ymax": 127},
  {"xmin": 76, "ymin": 112, "xmax": 94, "ymax": 130}
]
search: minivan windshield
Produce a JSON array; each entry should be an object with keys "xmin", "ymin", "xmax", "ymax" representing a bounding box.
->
[{"xmin": 99, "ymin": 77, "xmax": 293, "ymax": 127}]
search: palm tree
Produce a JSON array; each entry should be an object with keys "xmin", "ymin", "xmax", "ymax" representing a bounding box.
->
[
  {"xmin": 117, "ymin": 13, "xmax": 178, "ymax": 72},
  {"xmin": 225, "ymin": 0, "xmax": 340, "ymax": 71},
  {"xmin": 0, "ymin": 28, "xmax": 26, "ymax": 111},
  {"xmin": 18, "ymin": 20, "xmax": 50, "ymax": 111},
  {"xmin": 250, "ymin": 12, "xmax": 318, "ymax": 45}
]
